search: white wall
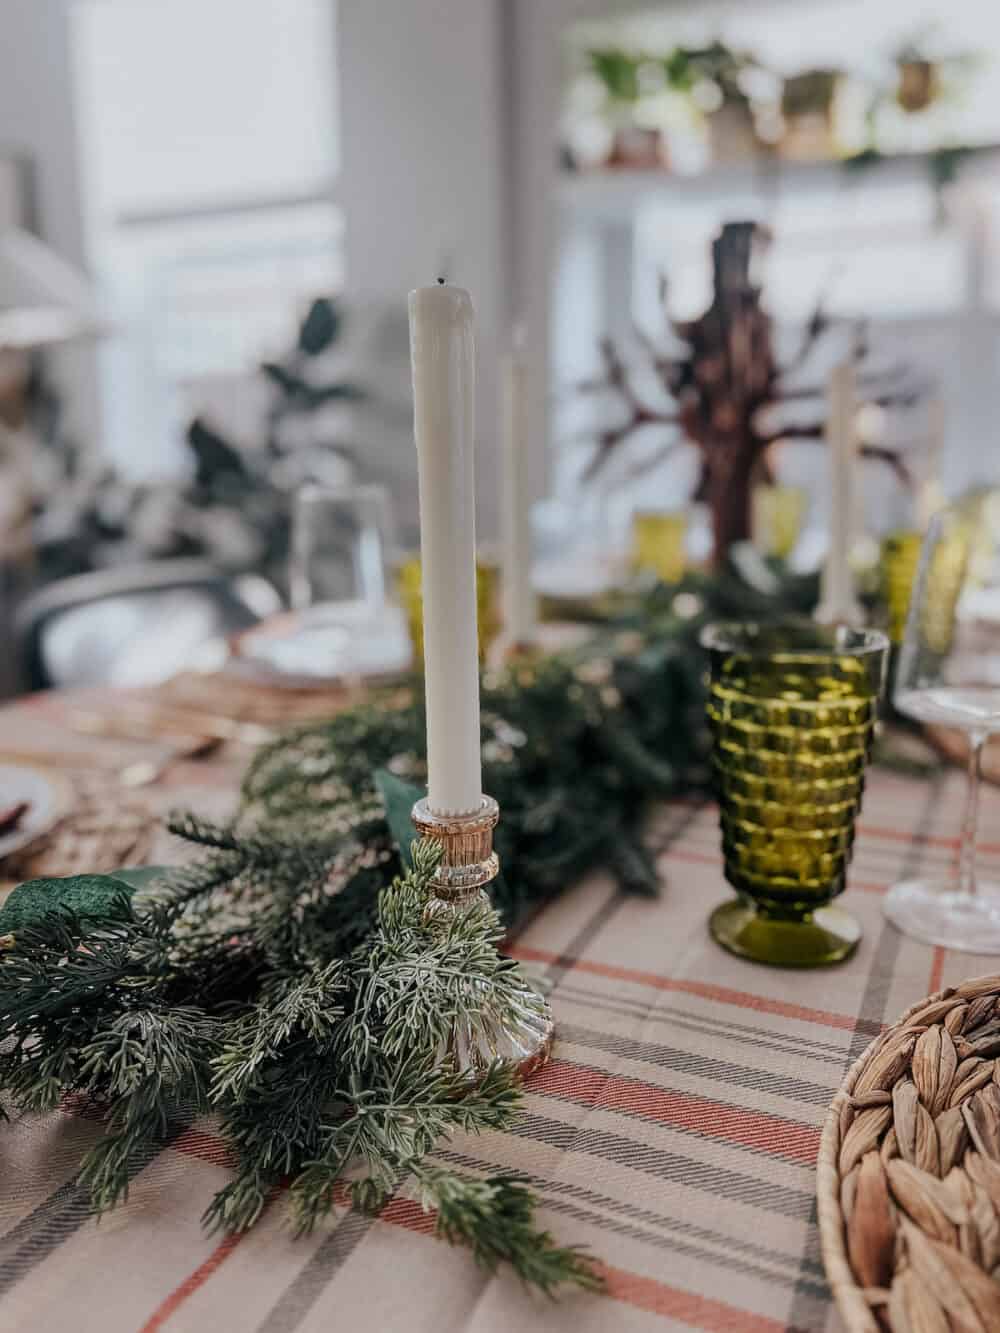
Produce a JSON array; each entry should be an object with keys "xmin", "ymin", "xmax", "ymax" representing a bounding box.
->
[
  {"xmin": 337, "ymin": 0, "xmax": 509, "ymax": 539},
  {"xmin": 0, "ymin": 0, "xmax": 101, "ymax": 448}
]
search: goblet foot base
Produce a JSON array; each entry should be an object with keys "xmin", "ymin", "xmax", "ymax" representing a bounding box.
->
[
  {"xmin": 709, "ymin": 899, "xmax": 862, "ymax": 967},
  {"xmin": 884, "ymin": 879, "xmax": 1000, "ymax": 953}
]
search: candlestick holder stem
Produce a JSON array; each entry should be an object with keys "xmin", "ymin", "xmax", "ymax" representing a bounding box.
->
[{"xmin": 411, "ymin": 795, "xmax": 554, "ymax": 1083}]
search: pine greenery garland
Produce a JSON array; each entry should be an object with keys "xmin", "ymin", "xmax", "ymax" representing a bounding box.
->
[{"xmin": 0, "ymin": 570, "xmax": 814, "ymax": 1292}]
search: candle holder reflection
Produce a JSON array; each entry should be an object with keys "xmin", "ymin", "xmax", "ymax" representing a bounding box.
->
[{"xmin": 411, "ymin": 794, "xmax": 554, "ymax": 1082}]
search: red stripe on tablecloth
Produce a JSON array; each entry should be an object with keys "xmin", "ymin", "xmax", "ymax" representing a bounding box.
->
[
  {"xmin": 138, "ymin": 1232, "xmax": 245, "ymax": 1333},
  {"xmin": 165, "ymin": 1059, "xmax": 818, "ymax": 1187},
  {"xmin": 599, "ymin": 1263, "xmax": 786, "ymax": 1333},
  {"xmin": 849, "ymin": 881, "xmax": 892, "ymax": 894},
  {"xmin": 375, "ymin": 1194, "xmax": 437, "ymax": 1235},
  {"xmin": 858, "ymin": 822, "xmax": 1000, "ymax": 856},
  {"xmin": 507, "ymin": 945, "xmax": 869, "ymax": 1033},
  {"xmin": 858, "ymin": 822, "xmax": 956, "ymax": 846},
  {"xmin": 172, "ymin": 1126, "xmax": 237, "ymax": 1169},
  {"xmin": 533, "ymin": 1060, "xmax": 820, "ymax": 1164},
  {"xmin": 659, "ymin": 847, "xmax": 723, "ymax": 868}
]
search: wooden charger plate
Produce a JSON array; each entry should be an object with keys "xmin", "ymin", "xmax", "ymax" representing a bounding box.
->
[{"xmin": 818, "ymin": 976, "xmax": 1000, "ymax": 1331}]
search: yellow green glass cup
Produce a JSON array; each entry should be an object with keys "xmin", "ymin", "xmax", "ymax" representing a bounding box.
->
[
  {"xmin": 702, "ymin": 620, "xmax": 889, "ymax": 966},
  {"xmin": 752, "ymin": 485, "xmax": 806, "ymax": 560},
  {"xmin": 395, "ymin": 555, "xmax": 501, "ymax": 669},
  {"xmin": 880, "ymin": 530, "xmax": 923, "ymax": 646},
  {"xmin": 631, "ymin": 510, "xmax": 687, "ymax": 584}
]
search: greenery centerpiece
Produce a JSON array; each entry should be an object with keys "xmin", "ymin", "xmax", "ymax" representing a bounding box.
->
[{"xmin": 5, "ymin": 571, "xmax": 795, "ymax": 1290}]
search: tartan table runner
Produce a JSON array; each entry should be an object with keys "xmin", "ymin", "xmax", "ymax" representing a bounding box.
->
[{"xmin": 2, "ymin": 691, "xmax": 999, "ymax": 1332}]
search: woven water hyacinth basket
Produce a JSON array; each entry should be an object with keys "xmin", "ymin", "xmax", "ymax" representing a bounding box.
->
[{"xmin": 818, "ymin": 976, "xmax": 1000, "ymax": 1332}]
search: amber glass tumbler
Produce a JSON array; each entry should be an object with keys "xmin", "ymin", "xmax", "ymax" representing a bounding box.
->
[
  {"xmin": 880, "ymin": 531, "xmax": 923, "ymax": 647},
  {"xmin": 631, "ymin": 511, "xmax": 687, "ymax": 585},
  {"xmin": 396, "ymin": 556, "xmax": 500, "ymax": 669},
  {"xmin": 703, "ymin": 620, "xmax": 888, "ymax": 966}
]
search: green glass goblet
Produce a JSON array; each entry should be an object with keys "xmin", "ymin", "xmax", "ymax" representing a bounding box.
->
[{"xmin": 702, "ymin": 620, "xmax": 889, "ymax": 967}]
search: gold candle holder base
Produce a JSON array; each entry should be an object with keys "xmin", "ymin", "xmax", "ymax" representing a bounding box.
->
[{"xmin": 411, "ymin": 795, "xmax": 554, "ymax": 1082}]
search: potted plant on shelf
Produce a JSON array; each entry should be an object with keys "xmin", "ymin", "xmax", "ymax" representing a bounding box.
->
[
  {"xmin": 779, "ymin": 68, "xmax": 841, "ymax": 160},
  {"xmin": 664, "ymin": 42, "xmax": 763, "ymax": 167},
  {"xmin": 896, "ymin": 49, "xmax": 938, "ymax": 114},
  {"xmin": 892, "ymin": 31, "xmax": 977, "ymax": 116},
  {"xmin": 588, "ymin": 47, "xmax": 662, "ymax": 170}
]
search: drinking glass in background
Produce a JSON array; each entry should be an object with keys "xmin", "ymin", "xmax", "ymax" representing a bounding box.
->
[
  {"xmin": 631, "ymin": 510, "xmax": 687, "ymax": 584},
  {"xmin": 752, "ymin": 485, "xmax": 806, "ymax": 561},
  {"xmin": 290, "ymin": 482, "xmax": 393, "ymax": 614},
  {"xmin": 885, "ymin": 499, "xmax": 1000, "ymax": 950},
  {"xmin": 257, "ymin": 482, "xmax": 411, "ymax": 681},
  {"xmin": 703, "ymin": 620, "xmax": 889, "ymax": 966},
  {"xmin": 396, "ymin": 555, "xmax": 501, "ymax": 668},
  {"xmin": 879, "ymin": 530, "xmax": 924, "ymax": 647}
]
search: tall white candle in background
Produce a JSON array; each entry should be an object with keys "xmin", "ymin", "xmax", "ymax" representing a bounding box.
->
[
  {"xmin": 816, "ymin": 361, "xmax": 862, "ymax": 625},
  {"xmin": 408, "ymin": 283, "xmax": 482, "ymax": 815},
  {"xmin": 501, "ymin": 327, "xmax": 536, "ymax": 646},
  {"xmin": 918, "ymin": 394, "xmax": 946, "ymax": 529}
]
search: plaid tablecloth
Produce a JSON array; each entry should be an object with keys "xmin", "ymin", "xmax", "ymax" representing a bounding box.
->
[{"xmin": 2, "ymin": 690, "xmax": 999, "ymax": 1333}]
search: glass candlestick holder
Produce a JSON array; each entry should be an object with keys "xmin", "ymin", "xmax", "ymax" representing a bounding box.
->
[{"xmin": 411, "ymin": 795, "xmax": 554, "ymax": 1080}]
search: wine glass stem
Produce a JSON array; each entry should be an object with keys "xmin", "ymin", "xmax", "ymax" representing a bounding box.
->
[{"xmin": 958, "ymin": 733, "xmax": 986, "ymax": 899}]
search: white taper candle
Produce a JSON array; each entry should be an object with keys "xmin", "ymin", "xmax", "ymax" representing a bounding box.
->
[
  {"xmin": 408, "ymin": 283, "xmax": 482, "ymax": 815},
  {"xmin": 816, "ymin": 360, "xmax": 862, "ymax": 625},
  {"xmin": 500, "ymin": 329, "xmax": 536, "ymax": 646}
]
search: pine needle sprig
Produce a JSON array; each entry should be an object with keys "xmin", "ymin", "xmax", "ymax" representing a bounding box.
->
[
  {"xmin": 412, "ymin": 1167, "xmax": 603, "ymax": 1296},
  {"xmin": 0, "ymin": 908, "xmax": 166, "ymax": 1033},
  {"xmin": 74, "ymin": 1003, "xmax": 220, "ymax": 1212},
  {"xmin": 210, "ymin": 960, "xmax": 347, "ymax": 1103}
]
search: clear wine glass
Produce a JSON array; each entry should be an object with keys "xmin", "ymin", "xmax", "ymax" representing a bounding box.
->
[
  {"xmin": 885, "ymin": 498, "xmax": 1000, "ymax": 951},
  {"xmin": 290, "ymin": 482, "xmax": 394, "ymax": 614},
  {"xmin": 245, "ymin": 482, "xmax": 412, "ymax": 681}
]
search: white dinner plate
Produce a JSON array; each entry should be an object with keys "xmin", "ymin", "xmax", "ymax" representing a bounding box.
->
[
  {"xmin": 229, "ymin": 605, "xmax": 413, "ymax": 688},
  {"xmin": 0, "ymin": 762, "xmax": 73, "ymax": 862}
]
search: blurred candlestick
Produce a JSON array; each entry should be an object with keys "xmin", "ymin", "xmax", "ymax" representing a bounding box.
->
[
  {"xmin": 918, "ymin": 394, "xmax": 946, "ymax": 530},
  {"xmin": 408, "ymin": 283, "xmax": 482, "ymax": 814},
  {"xmin": 501, "ymin": 326, "xmax": 536, "ymax": 647},
  {"xmin": 816, "ymin": 361, "xmax": 862, "ymax": 624}
]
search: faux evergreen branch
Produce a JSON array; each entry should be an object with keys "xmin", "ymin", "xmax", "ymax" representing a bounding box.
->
[
  {"xmin": 0, "ymin": 579, "xmax": 763, "ymax": 1293},
  {"xmin": 413, "ymin": 1168, "xmax": 604, "ymax": 1296}
]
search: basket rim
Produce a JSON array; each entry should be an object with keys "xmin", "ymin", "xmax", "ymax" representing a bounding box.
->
[{"xmin": 815, "ymin": 971, "xmax": 1000, "ymax": 1333}]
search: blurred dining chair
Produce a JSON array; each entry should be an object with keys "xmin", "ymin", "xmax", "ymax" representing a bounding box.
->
[{"xmin": 14, "ymin": 559, "xmax": 282, "ymax": 692}]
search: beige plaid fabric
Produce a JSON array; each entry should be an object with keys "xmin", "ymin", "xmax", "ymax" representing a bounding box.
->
[{"xmin": 2, "ymin": 691, "xmax": 999, "ymax": 1332}]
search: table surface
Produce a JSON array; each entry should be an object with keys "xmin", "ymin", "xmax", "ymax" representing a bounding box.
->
[{"xmin": 2, "ymin": 687, "xmax": 1000, "ymax": 1333}]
